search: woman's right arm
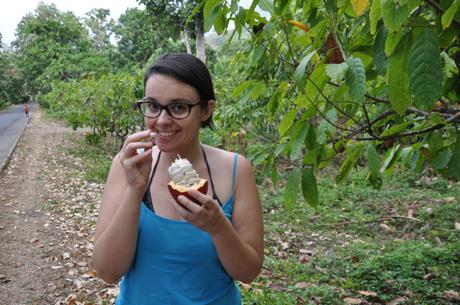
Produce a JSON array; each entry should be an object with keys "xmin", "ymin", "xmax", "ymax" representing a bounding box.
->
[{"xmin": 92, "ymin": 131, "xmax": 153, "ymax": 284}]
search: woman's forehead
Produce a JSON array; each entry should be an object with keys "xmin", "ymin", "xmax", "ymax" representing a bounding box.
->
[{"xmin": 145, "ymin": 74, "xmax": 199, "ymax": 100}]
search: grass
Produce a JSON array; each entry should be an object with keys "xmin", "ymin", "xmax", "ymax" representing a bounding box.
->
[
  {"xmin": 244, "ymin": 167, "xmax": 460, "ymax": 304},
  {"xmin": 69, "ymin": 135, "xmax": 460, "ymax": 304}
]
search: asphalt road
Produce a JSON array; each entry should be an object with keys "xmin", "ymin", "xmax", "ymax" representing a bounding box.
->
[{"xmin": 0, "ymin": 104, "xmax": 34, "ymax": 172}]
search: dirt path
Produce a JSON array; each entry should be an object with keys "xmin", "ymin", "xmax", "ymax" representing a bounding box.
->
[{"xmin": 0, "ymin": 109, "xmax": 115, "ymax": 305}]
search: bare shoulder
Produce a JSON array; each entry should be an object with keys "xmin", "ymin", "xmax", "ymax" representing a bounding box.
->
[{"xmin": 203, "ymin": 145, "xmax": 253, "ymax": 175}]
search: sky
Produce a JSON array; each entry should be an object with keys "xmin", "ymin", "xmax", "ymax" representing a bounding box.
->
[{"xmin": 0, "ymin": 0, "xmax": 142, "ymax": 46}]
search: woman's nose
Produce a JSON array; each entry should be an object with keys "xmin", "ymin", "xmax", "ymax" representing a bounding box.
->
[{"xmin": 156, "ymin": 108, "xmax": 172, "ymax": 124}]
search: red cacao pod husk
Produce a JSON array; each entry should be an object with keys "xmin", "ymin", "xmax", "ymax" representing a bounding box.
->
[{"xmin": 167, "ymin": 179, "xmax": 208, "ymax": 206}]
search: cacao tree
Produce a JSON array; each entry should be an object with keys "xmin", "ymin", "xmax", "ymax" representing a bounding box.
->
[{"xmin": 201, "ymin": 0, "xmax": 460, "ymax": 208}]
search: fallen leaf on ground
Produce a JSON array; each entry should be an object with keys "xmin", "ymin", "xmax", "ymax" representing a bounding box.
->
[
  {"xmin": 269, "ymin": 283, "xmax": 288, "ymax": 291},
  {"xmin": 379, "ymin": 223, "xmax": 394, "ymax": 232},
  {"xmin": 294, "ymin": 282, "xmax": 309, "ymax": 289},
  {"xmin": 386, "ymin": 296, "xmax": 408, "ymax": 305},
  {"xmin": 343, "ymin": 297, "xmax": 366, "ymax": 304},
  {"xmin": 442, "ymin": 290, "xmax": 460, "ymax": 301},
  {"xmin": 358, "ymin": 290, "xmax": 378, "ymax": 297}
]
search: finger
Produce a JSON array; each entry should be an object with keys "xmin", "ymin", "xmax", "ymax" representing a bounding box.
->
[
  {"xmin": 172, "ymin": 197, "xmax": 192, "ymax": 216},
  {"xmin": 177, "ymin": 195, "xmax": 203, "ymax": 214},
  {"xmin": 187, "ymin": 189, "xmax": 215, "ymax": 209},
  {"xmin": 125, "ymin": 141, "xmax": 153, "ymax": 155},
  {"xmin": 122, "ymin": 130, "xmax": 153, "ymax": 149},
  {"xmin": 122, "ymin": 147, "xmax": 153, "ymax": 167}
]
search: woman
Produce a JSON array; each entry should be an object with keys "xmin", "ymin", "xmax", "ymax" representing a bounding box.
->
[{"xmin": 92, "ymin": 53, "xmax": 264, "ymax": 304}]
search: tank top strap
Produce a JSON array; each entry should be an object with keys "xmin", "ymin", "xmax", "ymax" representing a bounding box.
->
[
  {"xmin": 143, "ymin": 151, "xmax": 161, "ymax": 211},
  {"xmin": 230, "ymin": 153, "xmax": 238, "ymax": 196}
]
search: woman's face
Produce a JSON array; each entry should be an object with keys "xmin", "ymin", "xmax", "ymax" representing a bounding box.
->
[{"xmin": 144, "ymin": 74, "xmax": 213, "ymax": 153}]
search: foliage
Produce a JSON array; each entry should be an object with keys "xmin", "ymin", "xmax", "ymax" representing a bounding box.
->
[
  {"xmin": 112, "ymin": 7, "xmax": 181, "ymax": 68},
  {"xmin": 139, "ymin": 0, "xmax": 208, "ymax": 61},
  {"xmin": 42, "ymin": 72, "xmax": 144, "ymax": 145},
  {"xmin": 0, "ymin": 49, "xmax": 25, "ymax": 107},
  {"xmin": 202, "ymin": 0, "xmax": 460, "ymax": 208},
  {"xmin": 13, "ymin": 3, "xmax": 93, "ymax": 95},
  {"xmin": 83, "ymin": 9, "xmax": 115, "ymax": 52}
]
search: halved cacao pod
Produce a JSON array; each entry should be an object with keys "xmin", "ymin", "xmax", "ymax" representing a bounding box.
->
[{"xmin": 168, "ymin": 179, "xmax": 208, "ymax": 206}]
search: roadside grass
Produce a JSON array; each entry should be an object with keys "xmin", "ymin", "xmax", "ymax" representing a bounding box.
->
[{"xmin": 69, "ymin": 136, "xmax": 459, "ymax": 304}]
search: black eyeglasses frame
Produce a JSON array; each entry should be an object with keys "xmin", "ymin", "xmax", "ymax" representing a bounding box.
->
[{"xmin": 135, "ymin": 98, "xmax": 207, "ymax": 120}]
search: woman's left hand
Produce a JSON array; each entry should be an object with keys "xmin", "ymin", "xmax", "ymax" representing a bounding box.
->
[{"xmin": 174, "ymin": 189, "xmax": 227, "ymax": 235}]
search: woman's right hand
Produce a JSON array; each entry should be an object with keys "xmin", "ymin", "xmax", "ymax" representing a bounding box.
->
[{"xmin": 118, "ymin": 130, "xmax": 154, "ymax": 189}]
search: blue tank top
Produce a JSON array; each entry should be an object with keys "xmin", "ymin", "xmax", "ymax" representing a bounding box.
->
[{"xmin": 115, "ymin": 153, "xmax": 241, "ymax": 305}]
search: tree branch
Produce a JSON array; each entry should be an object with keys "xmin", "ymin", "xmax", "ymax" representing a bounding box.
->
[
  {"xmin": 424, "ymin": 0, "xmax": 460, "ymax": 26},
  {"xmin": 355, "ymin": 111, "xmax": 460, "ymax": 141},
  {"xmin": 280, "ymin": 18, "xmax": 297, "ymax": 67},
  {"xmin": 308, "ymin": 78, "xmax": 364, "ymax": 127}
]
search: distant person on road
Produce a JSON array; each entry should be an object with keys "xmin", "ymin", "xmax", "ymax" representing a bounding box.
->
[
  {"xmin": 23, "ymin": 103, "xmax": 29, "ymax": 117},
  {"xmin": 92, "ymin": 53, "xmax": 264, "ymax": 305}
]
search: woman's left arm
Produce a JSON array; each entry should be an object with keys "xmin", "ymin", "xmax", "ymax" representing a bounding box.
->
[{"xmin": 177, "ymin": 155, "xmax": 264, "ymax": 283}]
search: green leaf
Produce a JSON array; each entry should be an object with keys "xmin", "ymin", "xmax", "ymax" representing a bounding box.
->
[
  {"xmin": 317, "ymin": 109, "xmax": 337, "ymax": 144},
  {"xmin": 408, "ymin": 29, "xmax": 443, "ymax": 110},
  {"xmin": 367, "ymin": 144, "xmax": 381, "ymax": 176},
  {"xmin": 214, "ymin": 7, "xmax": 227, "ymax": 34},
  {"xmin": 272, "ymin": 163, "xmax": 280, "ymax": 186},
  {"xmin": 268, "ymin": 81, "xmax": 289, "ymax": 117},
  {"xmin": 385, "ymin": 30, "xmax": 403, "ymax": 56},
  {"xmin": 380, "ymin": 144, "xmax": 401, "ymax": 175},
  {"xmin": 285, "ymin": 168, "xmax": 301, "ymax": 210},
  {"xmin": 447, "ymin": 134, "xmax": 460, "ymax": 180},
  {"xmin": 369, "ymin": 0, "xmax": 381, "ymax": 35},
  {"xmin": 380, "ymin": 0, "xmax": 410, "ymax": 32},
  {"xmin": 252, "ymin": 45, "xmax": 265, "ymax": 65},
  {"xmin": 441, "ymin": 51, "xmax": 459, "ymax": 78},
  {"xmin": 203, "ymin": 0, "xmax": 223, "ymax": 32},
  {"xmin": 345, "ymin": 57, "xmax": 366, "ymax": 103},
  {"xmin": 336, "ymin": 144, "xmax": 365, "ymax": 183},
  {"xmin": 305, "ymin": 64, "xmax": 328, "ymax": 105},
  {"xmin": 186, "ymin": 0, "xmax": 206, "ymax": 25},
  {"xmin": 275, "ymin": 0, "xmax": 291, "ymax": 15},
  {"xmin": 442, "ymin": 0, "xmax": 460, "ymax": 30},
  {"xmin": 388, "ymin": 33, "xmax": 412, "ymax": 115},
  {"xmin": 294, "ymin": 49, "xmax": 317, "ymax": 89},
  {"xmin": 367, "ymin": 144, "xmax": 384, "ymax": 189},
  {"xmin": 381, "ymin": 122, "xmax": 411, "ymax": 136},
  {"xmin": 288, "ymin": 121, "xmax": 310, "ymax": 159},
  {"xmin": 431, "ymin": 148, "xmax": 452, "ymax": 170},
  {"xmin": 302, "ymin": 168, "xmax": 319, "ymax": 208},
  {"xmin": 249, "ymin": 82, "xmax": 267, "ymax": 99},
  {"xmin": 279, "ymin": 109, "xmax": 298, "ymax": 136},
  {"xmin": 373, "ymin": 26, "xmax": 388, "ymax": 75},
  {"xmin": 304, "ymin": 148, "xmax": 319, "ymax": 165},
  {"xmin": 326, "ymin": 62, "xmax": 348, "ymax": 82},
  {"xmin": 232, "ymin": 80, "xmax": 254, "ymax": 97}
]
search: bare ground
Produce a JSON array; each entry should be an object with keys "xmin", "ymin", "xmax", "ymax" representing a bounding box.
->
[{"xmin": 0, "ymin": 109, "xmax": 116, "ymax": 305}]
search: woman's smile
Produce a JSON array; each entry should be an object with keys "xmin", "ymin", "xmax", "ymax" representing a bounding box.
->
[{"xmin": 156, "ymin": 130, "xmax": 179, "ymax": 137}]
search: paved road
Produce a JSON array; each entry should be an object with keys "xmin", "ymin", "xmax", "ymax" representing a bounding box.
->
[{"xmin": 0, "ymin": 104, "xmax": 34, "ymax": 171}]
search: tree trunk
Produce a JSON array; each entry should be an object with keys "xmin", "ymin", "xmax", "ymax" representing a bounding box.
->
[
  {"xmin": 182, "ymin": 29, "xmax": 192, "ymax": 54},
  {"xmin": 194, "ymin": 12, "xmax": 206, "ymax": 63}
]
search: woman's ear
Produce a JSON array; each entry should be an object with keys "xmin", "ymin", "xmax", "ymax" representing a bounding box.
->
[{"xmin": 201, "ymin": 99, "xmax": 215, "ymax": 122}]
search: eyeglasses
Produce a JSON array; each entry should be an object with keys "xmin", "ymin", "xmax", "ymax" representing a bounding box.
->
[{"xmin": 136, "ymin": 98, "xmax": 206, "ymax": 120}]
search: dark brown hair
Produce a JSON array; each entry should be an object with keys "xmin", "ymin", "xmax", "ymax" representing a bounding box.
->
[{"xmin": 144, "ymin": 53, "xmax": 215, "ymax": 129}]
